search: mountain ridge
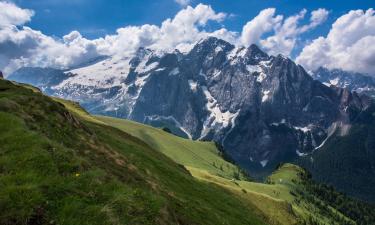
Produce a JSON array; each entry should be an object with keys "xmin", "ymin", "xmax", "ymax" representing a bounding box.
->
[
  {"xmin": 312, "ymin": 67, "xmax": 375, "ymax": 98},
  {"xmin": 8, "ymin": 36, "xmax": 375, "ymax": 202},
  {"xmin": 8, "ymin": 37, "xmax": 372, "ymax": 165}
]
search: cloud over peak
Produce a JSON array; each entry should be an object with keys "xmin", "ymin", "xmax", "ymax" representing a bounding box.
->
[
  {"xmin": 0, "ymin": 3, "xmax": 230, "ymax": 74},
  {"xmin": 0, "ymin": 2, "xmax": 334, "ymax": 75},
  {"xmin": 241, "ymin": 8, "xmax": 329, "ymax": 56},
  {"xmin": 296, "ymin": 8, "xmax": 375, "ymax": 75}
]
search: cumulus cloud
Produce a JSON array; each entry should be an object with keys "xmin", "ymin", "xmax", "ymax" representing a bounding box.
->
[
  {"xmin": 306, "ymin": 8, "xmax": 330, "ymax": 30},
  {"xmin": 241, "ymin": 8, "xmax": 282, "ymax": 47},
  {"xmin": 296, "ymin": 8, "xmax": 375, "ymax": 75},
  {"xmin": 0, "ymin": 2, "xmax": 330, "ymax": 75},
  {"xmin": 0, "ymin": 26, "xmax": 101, "ymax": 74},
  {"xmin": 175, "ymin": 0, "xmax": 191, "ymax": 7},
  {"xmin": 251, "ymin": 8, "xmax": 329, "ymax": 55},
  {"xmin": 0, "ymin": 1, "xmax": 34, "ymax": 28},
  {"xmin": 91, "ymin": 4, "xmax": 227, "ymax": 55},
  {"xmin": 0, "ymin": 3, "xmax": 227, "ymax": 74}
]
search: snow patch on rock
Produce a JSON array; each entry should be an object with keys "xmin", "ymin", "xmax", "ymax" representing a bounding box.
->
[
  {"xmin": 260, "ymin": 160, "xmax": 268, "ymax": 167},
  {"xmin": 329, "ymin": 77, "xmax": 339, "ymax": 86},
  {"xmin": 56, "ymin": 56, "xmax": 131, "ymax": 89},
  {"xmin": 169, "ymin": 67, "xmax": 179, "ymax": 76},
  {"xmin": 296, "ymin": 150, "xmax": 308, "ymax": 157},
  {"xmin": 188, "ymin": 80, "xmax": 198, "ymax": 92},
  {"xmin": 262, "ymin": 90, "xmax": 271, "ymax": 102},
  {"xmin": 200, "ymin": 86, "xmax": 239, "ymax": 139}
]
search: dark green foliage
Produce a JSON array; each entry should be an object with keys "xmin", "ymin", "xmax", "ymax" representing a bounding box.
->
[
  {"xmin": 215, "ymin": 141, "xmax": 236, "ymax": 163},
  {"xmin": 296, "ymin": 168, "xmax": 375, "ymax": 225},
  {"xmin": 298, "ymin": 104, "xmax": 375, "ymax": 203},
  {"xmin": 161, "ymin": 127, "xmax": 172, "ymax": 134},
  {"xmin": 215, "ymin": 142, "xmax": 253, "ymax": 181},
  {"xmin": 303, "ymin": 181, "xmax": 375, "ymax": 225},
  {"xmin": 233, "ymin": 170, "xmax": 240, "ymax": 180}
]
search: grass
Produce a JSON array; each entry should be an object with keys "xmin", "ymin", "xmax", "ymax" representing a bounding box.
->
[
  {"xmin": 94, "ymin": 114, "xmax": 355, "ymax": 225},
  {"xmin": 96, "ymin": 116, "xmax": 243, "ymax": 179},
  {"xmin": 0, "ymin": 79, "xmax": 266, "ymax": 225},
  {"xmin": 187, "ymin": 167, "xmax": 298, "ymax": 225},
  {"xmin": 0, "ymin": 79, "xmax": 360, "ymax": 225}
]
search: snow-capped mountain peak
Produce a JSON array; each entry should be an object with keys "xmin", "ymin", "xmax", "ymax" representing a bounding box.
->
[{"xmin": 9, "ymin": 37, "xmax": 372, "ymax": 172}]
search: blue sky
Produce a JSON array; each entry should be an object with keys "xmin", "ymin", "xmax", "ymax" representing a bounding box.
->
[
  {"xmin": 1, "ymin": 0, "xmax": 374, "ymax": 75},
  {"xmin": 12, "ymin": 0, "xmax": 374, "ymax": 39}
]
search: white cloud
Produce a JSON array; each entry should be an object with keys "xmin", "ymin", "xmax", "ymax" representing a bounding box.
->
[
  {"xmin": 175, "ymin": 0, "xmax": 191, "ymax": 7},
  {"xmin": 240, "ymin": 8, "xmax": 282, "ymax": 47},
  {"xmin": 0, "ymin": 2, "xmax": 331, "ymax": 75},
  {"xmin": 258, "ymin": 8, "xmax": 329, "ymax": 56},
  {"xmin": 0, "ymin": 1, "xmax": 34, "ymax": 28},
  {"xmin": 240, "ymin": 8, "xmax": 328, "ymax": 56},
  {"xmin": 296, "ymin": 8, "xmax": 375, "ymax": 75},
  {"xmin": 0, "ymin": 3, "xmax": 227, "ymax": 74},
  {"xmin": 0, "ymin": 26, "xmax": 101, "ymax": 74},
  {"xmin": 307, "ymin": 8, "xmax": 330, "ymax": 29},
  {"xmin": 94, "ymin": 4, "xmax": 227, "ymax": 55}
]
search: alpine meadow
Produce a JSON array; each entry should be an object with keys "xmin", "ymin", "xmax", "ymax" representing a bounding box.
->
[{"xmin": 1, "ymin": 0, "xmax": 375, "ymax": 224}]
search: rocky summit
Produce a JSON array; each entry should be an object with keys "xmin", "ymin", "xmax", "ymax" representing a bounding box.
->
[{"xmin": 9, "ymin": 37, "xmax": 373, "ymax": 175}]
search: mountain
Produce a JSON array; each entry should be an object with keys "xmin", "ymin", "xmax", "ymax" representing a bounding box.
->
[
  {"xmin": 312, "ymin": 67, "xmax": 375, "ymax": 98},
  {"xmin": 2, "ymin": 78, "xmax": 375, "ymax": 225},
  {"xmin": 298, "ymin": 102, "xmax": 375, "ymax": 202},
  {"xmin": 9, "ymin": 37, "xmax": 375, "ymax": 201},
  {"xmin": 8, "ymin": 67, "xmax": 71, "ymax": 95}
]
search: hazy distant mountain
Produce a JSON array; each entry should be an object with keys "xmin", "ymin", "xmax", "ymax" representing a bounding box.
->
[
  {"xmin": 8, "ymin": 67, "xmax": 71, "ymax": 95},
  {"xmin": 312, "ymin": 67, "xmax": 375, "ymax": 98}
]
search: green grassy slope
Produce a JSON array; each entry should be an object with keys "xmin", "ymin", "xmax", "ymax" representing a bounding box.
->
[
  {"xmin": 191, "ymin": 164, "xmax": 357, "ymax": 225},
  {"xmin": 0, "ymin": 79, "xmax": 266, "ymax": 225},
  {"xmin": 96, "ymin": 116, "xmax": 244, "ymax": 180},
  {"xmin": 94, "ymin": 115, "xmax": 363, "ymax": 225},
  {"xmin": 3, "ymin": 78, "xmax": 372, "ymax": 225}
]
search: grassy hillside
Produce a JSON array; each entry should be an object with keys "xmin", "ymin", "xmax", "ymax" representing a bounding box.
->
[
  {"xmin": 94, "ymin": 115, "xmax": 367, "ymax": 225},
  {"xmin": 96, "ymin": 116, "xmax": 245, "ymax": 180},
  {"xmin": 2, "ymin": 78, "xmax": 373, "ymax": 225},
  {"xmin": 0, "ymin": 79, "xmax": 266, "ymax": 225}
]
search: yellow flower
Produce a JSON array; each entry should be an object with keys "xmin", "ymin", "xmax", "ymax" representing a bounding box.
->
[{"xmin": 75, "ymin": 173, "xmax": 80, "ymax": 177}]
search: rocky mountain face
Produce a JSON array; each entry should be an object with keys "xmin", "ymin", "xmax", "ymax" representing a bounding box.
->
[
  {"xmin": 312, "ymin": 67, "xmax": 375, "ymax": 98},
  {"xmin": 298, "ymin": 102, "xmax": 375, "ymax": 202},
  {"xmin": 8, "ymin": 67, "xmax": 71, "ymax": 95},
  {"xmin": 9, "ymin": 37, "xmax": 373, "ymax": 176}
]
